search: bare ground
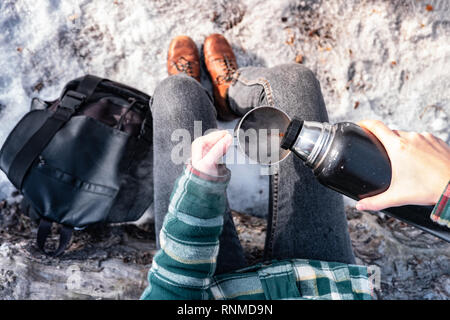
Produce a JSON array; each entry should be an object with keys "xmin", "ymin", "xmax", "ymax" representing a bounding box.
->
[{"xmin": 0, "ymin": 195, "xmax": 448, "ymax": 300}]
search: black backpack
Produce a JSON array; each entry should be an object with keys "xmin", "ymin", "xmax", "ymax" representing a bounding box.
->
[{"xmin": 0, "ymin": 75, "xmax": 154, "ymax": 256}]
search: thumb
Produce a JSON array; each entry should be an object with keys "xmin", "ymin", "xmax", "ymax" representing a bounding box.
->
[{"xmin": 356, "ymin": 193, "xmax": 395, "ymax": 212}]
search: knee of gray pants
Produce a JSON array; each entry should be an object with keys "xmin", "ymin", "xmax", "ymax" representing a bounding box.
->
[
  {"xmin": 230, "ymin": 64, "xmax": 328, "ymax": 122},
  {"xmin": 272, "ymin": 63, "xmax": 319, "ymax": 83},
  {"xmin": 151, "ymin": 74, "xmax": 215, "ymax": 119},
  {"xmin": 269, "ymin": 63, "xmax": 328, "ymax": 121}
]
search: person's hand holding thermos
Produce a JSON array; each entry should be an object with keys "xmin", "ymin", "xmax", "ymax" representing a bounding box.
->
[{"xmin": 280, "ymin": 118, "xmax": 450, "ymax": 211}]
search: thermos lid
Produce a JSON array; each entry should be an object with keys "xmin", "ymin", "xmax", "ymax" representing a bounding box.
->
[{"xmin": 281, "ymin": 118, "xmax": 304, "ymax": 150}]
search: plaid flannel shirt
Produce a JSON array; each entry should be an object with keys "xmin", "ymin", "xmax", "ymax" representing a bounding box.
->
[
  {"xmin": 141, "ymin": 165, "xmax": 373, "ymax": 300},
  {"xmin": 141, "ymin": 168, "xmax": 449, "ymax": 300}
]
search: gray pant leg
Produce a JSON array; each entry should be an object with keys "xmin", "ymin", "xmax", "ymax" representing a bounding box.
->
[
  {"xmin": 228, "ymin": 64, "xmax": 355, "ymax": 264},
  {"xmin": 151, "ymin": 74, "xmax": 247, "ymax": 273}
]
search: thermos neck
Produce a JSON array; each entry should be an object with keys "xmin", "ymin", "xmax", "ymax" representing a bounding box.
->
[{"xmin": 291, "ymin": 121, "xmax": 334, "ymax": 168}]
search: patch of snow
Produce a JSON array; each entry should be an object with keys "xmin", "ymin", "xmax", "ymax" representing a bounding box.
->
[{"xmin": 0, "ymin": 0, "xmax": 448, "ymax": 216}]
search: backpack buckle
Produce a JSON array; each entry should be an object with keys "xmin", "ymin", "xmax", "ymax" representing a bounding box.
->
[{"xmin": 60, "ymin": 90, "xmax": 86, "ymax": 111}]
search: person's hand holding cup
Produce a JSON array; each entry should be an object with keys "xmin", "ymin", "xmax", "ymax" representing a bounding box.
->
[{"xmin": 191, "ymin": 130, "xmax": 233, "ymax": 176}]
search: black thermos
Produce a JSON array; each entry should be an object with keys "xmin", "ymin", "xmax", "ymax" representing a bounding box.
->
[
  {"xmin": 281, "ymin": 118, "xmax": 450, "ymax": 242},
  {"xmin": 280, "ymin": 119, "xmax": 391, "ymax": 199}
]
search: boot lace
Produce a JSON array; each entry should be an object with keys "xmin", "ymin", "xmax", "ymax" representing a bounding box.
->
[
  {"xmin": 173, "ymin": 57, "xmax": 196, "ymax": 78},
  {"xmin": 214, "ymin": 55, "xmax": 237, "ymax": 85}
]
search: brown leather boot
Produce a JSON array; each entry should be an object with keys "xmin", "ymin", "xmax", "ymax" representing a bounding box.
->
[
  {"xmin": 167, "ymin": 35, "xmax": 201, "ymax": 82},
  {"xmin": 204, "ymin": 34, "xmax": 239, "ymax": 121}
]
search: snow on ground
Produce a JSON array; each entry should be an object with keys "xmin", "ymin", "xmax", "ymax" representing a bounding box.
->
[{"xmin": 0, "ymin": 0, "xmax": 449, "ymax": 217}]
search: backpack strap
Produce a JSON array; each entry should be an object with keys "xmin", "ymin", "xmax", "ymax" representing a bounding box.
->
[
  {"xmin": 140, "ymin": 113, "xmax": 153, "ymax": 143},
  {"xmin": 7, "ymin": 75, "xmax": 103, "ymax": 189},
  {"xmin": 140, "ymin": 96, "xmax": 153, "ymax": 143},
  {"xmin": 74, "ymin": 74, "xmax": 103, "ymax": 100},
  {"xmin": 36, "ymin": 219, "xmax": 73, "ymax": 257}
]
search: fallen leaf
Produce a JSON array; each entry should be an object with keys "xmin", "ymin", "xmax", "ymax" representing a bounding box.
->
[
  {"xmin": 211, "ymin": 11, "xmax": 219, "ymax": 22},
  {"xmin": 33, "ymin": 82, "xmax": 44, "ymax": 92},
  {"xmin": 295, "ymin": 54, "xmax": 304, "ymax": 64},
  {"xmin": 68, "ymin": 14, "xmax": 78, "ymax": 21},
  {"xmin": 17, "ymin": 47, "xmax": 23, "ymax": 52},
  {"xmin": 391, "ymin": 61, "xmax": 397, "ymax": 66},
  {"xmin": 318, "ymin": 46, "xmax": 332, "ymax": 52},
  {"xmin": 354, "ymin": 101, "xmax": 360, "ymax": 109},
  {"xmin": 426, "ymin": 4, "xmax": 433, "ymax": 12},
  {"xmin": 308, "ymin": 29, "xmax": 320, "ymax": 37},
  {"xmin": 285, "ymin": 34, "xmax": 294, "ymax": 46}
]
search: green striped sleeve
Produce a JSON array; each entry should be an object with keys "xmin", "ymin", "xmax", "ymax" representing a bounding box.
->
[
  {"xmin": 141, "ymin": 167, "xmax": 230, "ymax": 300},
  {"xmin": 430, "ymin": 182, "xmax": 450, "ymax": 228}
]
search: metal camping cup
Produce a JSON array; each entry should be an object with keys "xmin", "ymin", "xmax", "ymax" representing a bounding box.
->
[{"xmin": 235, "ymin": 106, "xmax": 291, "ymax": 166}]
